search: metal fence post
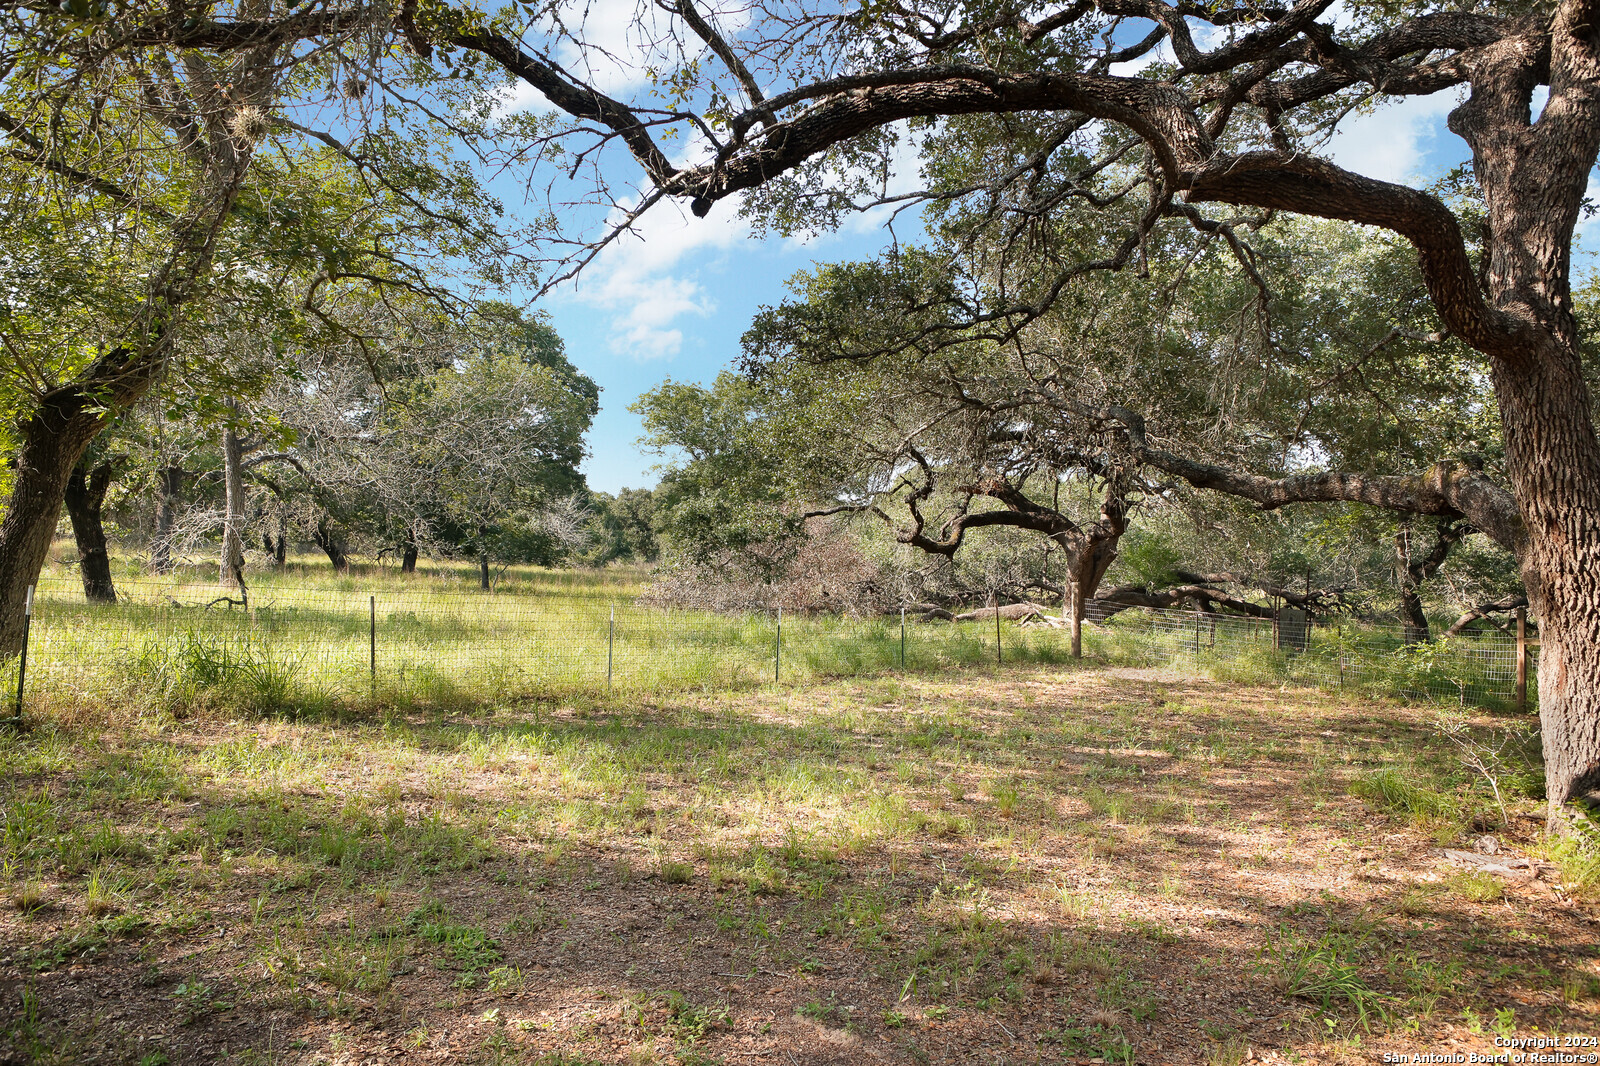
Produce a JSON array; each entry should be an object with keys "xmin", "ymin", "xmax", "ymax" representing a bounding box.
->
[
  {"xmin": 369, "ymin": 595, "xmax": 376, "ymax": 693},
  {"xmin": 1515, "ymin": 606, "xmax": 1527, "ymax": 711},
  {"xmin": 9, "ymin": 585, "xmax": 32, "ymax": 725},
  {"xmin": 775, "ymin": 606, "xmax": 782, "ymax": 682},
  {"xmin": 900, "ymin": 606, "xmax": 906, "ymax": 669},
  {"xmin": 608, "ymin": 604, "xmax": 615, "ymax": 692}
]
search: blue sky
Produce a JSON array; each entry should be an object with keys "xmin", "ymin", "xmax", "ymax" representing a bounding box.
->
[
  {"xmin": 521, "ymin": 81, "xmax": 1590, "ymax": 494},
  {"xmin": 544, "ymin": 198, "xmax": 904, "ymax": 494}
]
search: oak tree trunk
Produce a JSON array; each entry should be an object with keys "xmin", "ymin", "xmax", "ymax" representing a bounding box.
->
[
  {"xmin": 151, "ymin": 466, "xmax": 185, "ymax": 573},
  {"xmin": 1059, "ymin": 533, "xmax": 1121, "ymax": 658},
  {"xmin": 312, "ymin": 517, "xmax": 349, "ymax": 572},
  {"xmin": 0, "ymin": 84, "xmax": 257, "ymax": 653},
  {"xmin": 1398, "ymin": 590, "xmax": 1430, "ymax": 646},
  {"xmin": 402, "ymin": 528, "xmax": 418, "ymax": 574},
  {"xmin": 63, "ymin": 462, "xmax": 118, "ymax": 604},
  {"xmin": 0, "ymin": 399, "xmax": 114, "ymax": 651},
  {"xmin": 1492, "ymin": 338, "xmax": 1600, "ymax": 820},
  {"xmin": 274, "ymin": 501, "xmax": 288, "ymax": 567}
]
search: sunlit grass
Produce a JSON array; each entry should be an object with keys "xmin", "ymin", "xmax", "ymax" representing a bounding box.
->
[{"xmin": 20, "ymin": 550, "xmax": 1091, "ymax": 719}]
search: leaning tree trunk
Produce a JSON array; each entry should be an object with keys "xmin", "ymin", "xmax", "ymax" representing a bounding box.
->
[
  {"xmin": 0, "ymin": 86, "xmax": 257, "ymax": 653},
  {"xmin": 1395, "ymin": 528, "xmax": 1430, "ymax": 644},
  {"xmin": 0, "ymin": 400, "xmax": 114, "ymax": 651},
  {"xmin": 63, "ymin": 462, "xmax": 118, "ymax": 604},
  {"xmin": 219, "ymin": 414, "xmax": 247, "ymax": 587},
  {"xmin": 312, "ymin": 516, "xmax": 349, "ymax": 572},
  {"xmin": 1398, "ymin": 587, "xmax": 1431, "ymax": 646}
]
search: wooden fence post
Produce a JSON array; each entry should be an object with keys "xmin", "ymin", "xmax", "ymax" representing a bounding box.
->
[{"xmin": 1515, "ymin": 606, "xmax": 1527, "ymax": 712}]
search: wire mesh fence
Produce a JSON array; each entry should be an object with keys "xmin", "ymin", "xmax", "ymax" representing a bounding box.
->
[
  {"xmin": 2, "ymin": 577, "xmax": 1536, "ymax": 716},
  {"xmin": 1092, "ymin": 604, "xmax": 1534, "ymax": 709}
]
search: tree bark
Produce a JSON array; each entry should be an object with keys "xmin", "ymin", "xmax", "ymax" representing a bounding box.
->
[
  {"xmin": 312, "ymin": 516, "xmax": 349, "ymax": 571},
  {"xmin": 63, "ymin": 461, "xmax": 118, "ymax": 604},
  {"xmin": 402, "ymin": 529, "xmax": 418, "ymax": 574},
  {"xmin": 151, "ymin": 465, "xmax": 184, "ymax": 573},
  {"xmin": 1444, "ymin": 594, "xmax": 1528, "ymax": 638},
  {"xmin": 1394, "ymin": 520, "xmax": 1465, "ymax": 644},
  {"xmin": 1492, "ymin": 340, "xmax": 1600, "ymax": 820},
  {"xmin": 1059, "ymin": 531, "xmax": 1121, "ymax": 658},
  {"xmin": 0, "ymin": 376, "xmax": 145, "ymax": 650},
  {"xmin": 274, "ymin": 501, "xmax": 288, "ymax": 567},
  {"xmin": 219, "ymin": 411, "xmax": 247, "ymax": 588},
  {"xmin": 1397, "ymin": 587, "xmax": 1431, "ymax": 646},
  {"xmin": 479, "ymin": 546, "xmax": 490, "ymax": 590}
]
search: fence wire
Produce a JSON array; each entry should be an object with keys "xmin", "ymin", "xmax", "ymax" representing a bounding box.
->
[
  {"xmin": 4, "ymin": 577, "xmax": 1534, "ymax": 714},
  {"xmin": 1094, "ymin": 605, "xmax": 1532, "ymax": 709}
]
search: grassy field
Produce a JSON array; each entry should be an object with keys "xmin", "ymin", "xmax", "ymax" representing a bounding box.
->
[
  {"xmin": 14, "ymin": 552, "xmax": 1104, "ymax": 720},
  {"xmin": 1, "ymin": 648, "xmax": 1596, "ymax": 1065},
  {"xmin": 11, "ymin": 549, "xmax": 1531, "ymax": 724}
]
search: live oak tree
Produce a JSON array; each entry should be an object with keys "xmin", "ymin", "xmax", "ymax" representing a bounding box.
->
[
  {"xmin": 714, "ymin": 217, "xmax": 1504, "ymax": 654},
  {"xmin": 0, "ymin": 3, "xmax": 292, "ymax": 641}
]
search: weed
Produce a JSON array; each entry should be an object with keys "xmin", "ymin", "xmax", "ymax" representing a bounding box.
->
[
  {"xmin": 9, "ymin": 881, "xmax": 47, "ymax": 914},
  {"xmin": 1059, "ymin": 943, "xmax": 1116, "ymax": 977},
  {"xmin": 799, "ymin": 1000, "xmax": 850, "ymax": 1027},
  {"xmin": 651, "ymin": 990, "xmax": 729, "ymax": 1041},
  {"xmin": 485, "ymin": 965, "xmax": 524, "ymax": 993},
  {"xmin": 1351, "ymin": 767, "xmax": 1455, "ymax": 825},
  {"xmin": 84, "ymin": 868, "xmax": 120, "ymax": 917},
  {"xmin": 1260, "ymin": 929, "xmax": 1388, "ymax": 1027},
  {"xmin": 1546, "ymin": 808, "xmax": 1600, "ymax": 896},
  {"xmin": 659, "ymin": 860, "xmax": 694, "ymax": 884},
  {"xmin": 171, "ymin": 980, "xmax": 231, "ymax": 1023},
  {"xmin": 404, "ymin": 902, "xmax": 502, "ymax": 985},
  {"xmin": 1206, "ymin": 1034, "xmax": 1250, "ymax": 1066},
  {"xmin": 1447, "ymin": 869, "xmax": 1506, "ymax": 903},
  {"xmin": 1051, "ymin": 883, "xmax": 1093, "ymax": 919},
  {"xmin": 990, "ymin": 781, "xmax": 1020, "ymax": 818},
  {"xmin": 313, "ymin": 932, "xmax": 405, "ymax": 993},
  {"xmin": 1562, "ymin": 972, "xmax": 1600, "ymax": 1003}
]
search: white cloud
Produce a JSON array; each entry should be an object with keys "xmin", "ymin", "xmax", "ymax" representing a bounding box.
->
[
  {"xmin": 1324, "ymin": 89, "xmax": 1464, "ymax": 185},
  {"xmin": 561, "ymin": 193, "xmax": 751, "ymax": 359}
]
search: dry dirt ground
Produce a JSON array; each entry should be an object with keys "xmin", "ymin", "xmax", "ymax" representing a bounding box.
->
[{"xmin": 0, "ymin": 664, "xmax": 1595, "ymax": 1065}]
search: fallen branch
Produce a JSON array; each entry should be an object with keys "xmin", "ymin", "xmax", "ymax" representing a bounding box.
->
[
  {"xmin": 952, "ymin": 603, "xmax": 1051, "ymax": 622},
  {"xmin": 1085, "ymin": 584, "xmax": 1271, "ymax": 621}
]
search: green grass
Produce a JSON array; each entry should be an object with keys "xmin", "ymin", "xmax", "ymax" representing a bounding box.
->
[
  {"xmin": 20, "ymin": 550, "xmax": 1094, "ymax": 719},
  {"xmin": 1096, "ymin": 609, "xmax": 1530, "ymax": 710},
  {"xmin": 0, "ymin": 660, "xmax": 1584, "ymax": 1063},
  {"xmin": 15, "ymin": 547, "xmax": 1530, "ymax": 726}
]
